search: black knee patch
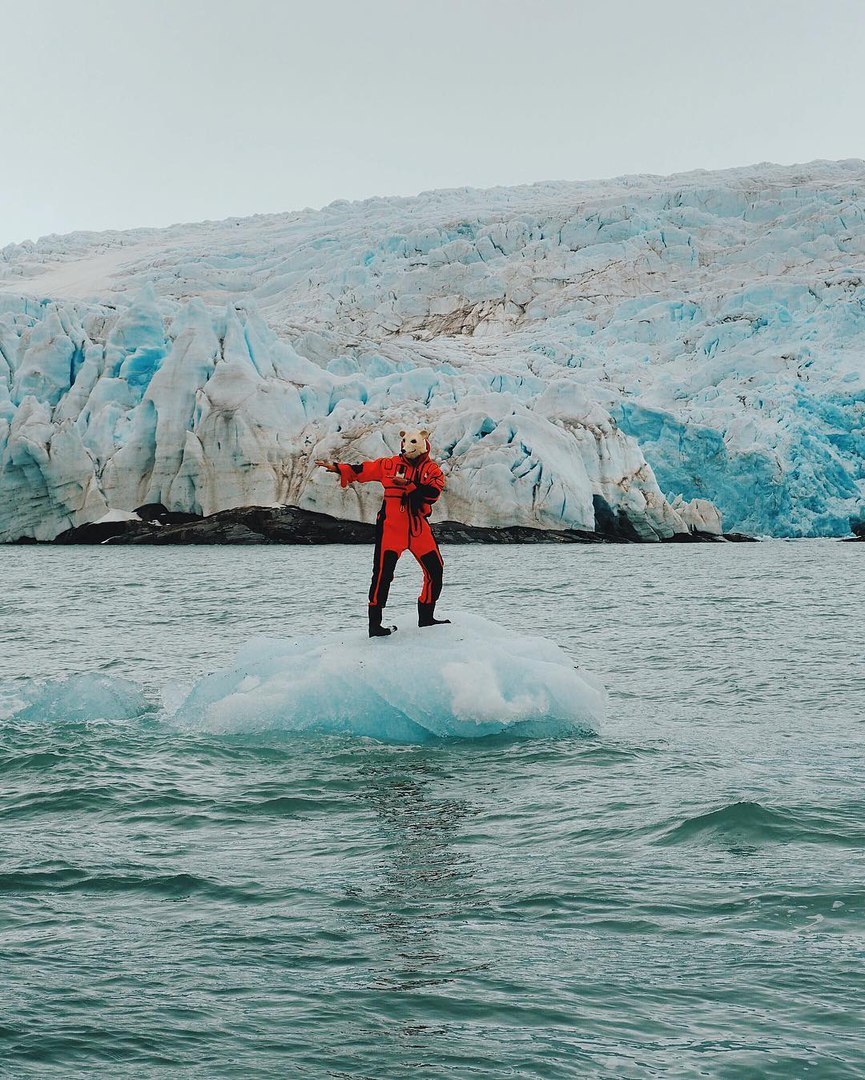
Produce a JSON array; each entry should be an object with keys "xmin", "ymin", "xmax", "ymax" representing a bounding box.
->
[
  {"xmin": 420, "ymin": 551, "xmax": 443, "ymax": 603},
  {"xmin": 370, "ymin": 549, "xmax": 399, "ymax": 606}
]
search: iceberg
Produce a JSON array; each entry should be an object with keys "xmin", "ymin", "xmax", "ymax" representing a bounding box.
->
[
  {"xmin": 2, "ymin": 159, "xmax": 864, "ymax": 539},
  {"xmin": 172, "ymin": 613, "xmax": 605, "ymax": 744},
  {"xmin": 6, "ymin": 673, "xmax": 152, "ymax": 724}
]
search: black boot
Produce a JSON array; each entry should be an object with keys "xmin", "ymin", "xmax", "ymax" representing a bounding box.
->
[
  {"xmin": 418, "ymin": 602, "xmax": 451, "ymax": 627},
  {"xmin": 369, "ymin": 605, "xmax": 397, "ymax": 638}
]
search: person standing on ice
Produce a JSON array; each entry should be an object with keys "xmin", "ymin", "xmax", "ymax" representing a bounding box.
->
[{"xmin": 316, "ymin": 428, "xmax": 450, "ymax": 637}]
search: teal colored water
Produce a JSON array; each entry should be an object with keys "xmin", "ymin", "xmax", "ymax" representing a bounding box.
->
[{"xmin": 1, "ymin": 542, "xmax": 863, "ymax": 1078}]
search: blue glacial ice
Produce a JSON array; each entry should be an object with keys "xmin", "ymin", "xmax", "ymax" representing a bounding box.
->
[
  {"xmin": 5, "ymin": 673, "xmax": 152, "ymax": 724},
  {"xmin": 2, "ymin": 159, "xmax": 865, "ymax": 539},
  {"xmin": 172, "ymin": 614, "xmax": 605, "ymax": 744}
]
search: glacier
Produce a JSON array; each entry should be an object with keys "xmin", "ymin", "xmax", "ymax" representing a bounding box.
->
[
  {"xmin": 172, "ymin": 614, "xmax": 605, "ymax": 743},
  {"xmin": 2, "ymin": 158, "xmax": 865, "ymax": 540}
]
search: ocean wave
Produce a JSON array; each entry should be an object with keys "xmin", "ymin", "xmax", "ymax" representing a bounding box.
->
[
  {"xmin": 659, "ymin": 800, "xmax": 865, "ymax": 847},
  {"xmin": 0, "ymin": 867, "xmax": 260, "ymax": 901},
  {"xmin": 0, "ymin": 786, "xmax": 123, "ymax": 819}
]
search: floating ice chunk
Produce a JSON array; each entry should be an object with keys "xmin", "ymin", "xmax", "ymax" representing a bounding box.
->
[
  {"xmin": 174, "ymin": 613, "xmax": 605, "ymax": 743},
  {"xmin": 9, "ymin": 673, "xmax": 151, "ymax": 724}
]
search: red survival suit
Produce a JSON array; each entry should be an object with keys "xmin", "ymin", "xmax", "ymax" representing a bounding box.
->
[{"xmin": 336, "ymin": 450, "xmax": 446, "ymax": 629}]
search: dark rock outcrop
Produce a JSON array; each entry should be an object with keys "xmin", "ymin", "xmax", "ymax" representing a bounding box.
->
[
  {"xmin": 720, "ymin": 531, "xmax": 760, "ymax": 543},
  {"xmin": 134, "ymin": 503, "xmax": 201, "ymax": 525},
  {"xmin": 54, "ymin": 519, "xmax": 140, "ymax": 545},
  {"xmin": 40, "ymin": 504, "xmax": 754, "ymax": 546}
]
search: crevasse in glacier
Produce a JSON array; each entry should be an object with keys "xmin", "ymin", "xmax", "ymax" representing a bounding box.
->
[{"xmin": 2, "ymin": 159, "xmax": 864, "ymax": 539}]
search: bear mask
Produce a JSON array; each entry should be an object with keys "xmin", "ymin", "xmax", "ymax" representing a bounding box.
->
[{"xmin": 400, "ymin": 429, "xmax": 430, "ymax": 460}]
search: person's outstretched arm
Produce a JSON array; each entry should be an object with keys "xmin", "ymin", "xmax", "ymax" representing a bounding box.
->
[{"xmin": 316, "ymin": 458, "xmax": 386, "ymax": 488}]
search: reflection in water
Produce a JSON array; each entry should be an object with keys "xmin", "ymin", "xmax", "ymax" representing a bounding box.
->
[{"xmin": 344, "ymin": 753, "xmax": 489, "ymax": 1049}]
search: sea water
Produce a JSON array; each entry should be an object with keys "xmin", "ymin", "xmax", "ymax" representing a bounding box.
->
[{"xmin": 0, "ymin": 542, "xmax": 863, "ymax": 1078}]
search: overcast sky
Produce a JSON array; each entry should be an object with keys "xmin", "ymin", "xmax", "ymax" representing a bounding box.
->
[{"xmin": 1, "ymin": 0, "xmax": 863, "ymax": 246}]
